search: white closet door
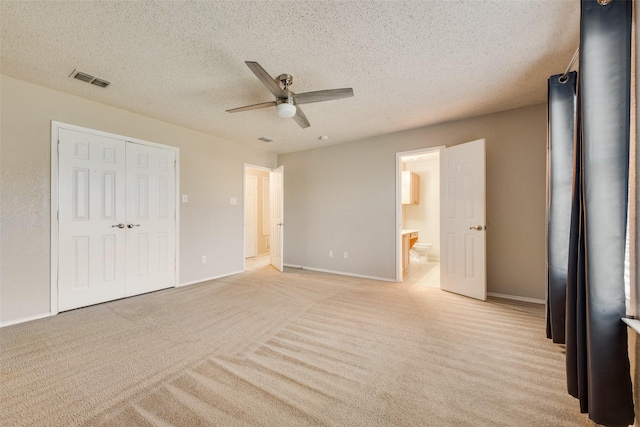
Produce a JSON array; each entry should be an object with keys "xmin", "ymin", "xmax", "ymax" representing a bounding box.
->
[
  {"xmin": 58, "ymin": 129, "xmax": 127, "ymax": 311},
  {"xmin": 125, "ymin": 142, "xmax": 176, "ymax": 296}
]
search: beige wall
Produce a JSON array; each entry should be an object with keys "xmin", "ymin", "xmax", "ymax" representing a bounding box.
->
[
  {"xmin": 0, "ymin": 75, "xmax": 277, "ymax": 325},
  {"xmin": 279, "ymin": 103, "xmax": 548, "ymax": 300}
]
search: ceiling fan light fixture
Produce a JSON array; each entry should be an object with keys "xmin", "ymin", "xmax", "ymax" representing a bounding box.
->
[{"xmin": 276, "ymin": 102, "xmax": 296, "ymax": 118}]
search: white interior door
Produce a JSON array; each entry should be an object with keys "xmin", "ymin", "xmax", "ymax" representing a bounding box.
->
[
  {"xmin": 245, "ymin": 175, "xmax": 258, "ymax": 258},
  {"xmin": 440, "ymin": 139, "xmax": 487, "ymax": 300},
  {"xmin": 270, "ymin": 166, "xmax": 284, "ymax": 271},
  {"xmin": 58, "ymin": 129, "xmax": 127, "ymax": 311},
  {"xmin": 125, "ymin": 142, "xmax": 176, "ymax": 297}
]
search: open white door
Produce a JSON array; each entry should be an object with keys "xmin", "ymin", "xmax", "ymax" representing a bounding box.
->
[
  {"xmin": 269, "ymin": 166, "xmax": 284, "ymax": 271},
  {"xmin": 440, "ymin": 139, "xmax": 486, "ymax": 300}
]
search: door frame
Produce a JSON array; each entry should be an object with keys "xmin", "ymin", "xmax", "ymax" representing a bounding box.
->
[
  {"xmin": 395, "ymin": 146, "xmax": 444, "ymax": 282},
  {"xmin": 50, "ymin": 121, "xmax": 180, "ymax": 315},
  {"xmin": 242, "ymin": 163, "xmax": 276, "ymax": 271}
]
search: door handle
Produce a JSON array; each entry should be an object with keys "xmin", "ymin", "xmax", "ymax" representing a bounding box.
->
[
  {"xmin": 469, "ymin": 225, "xmax": 485, "ymax": 231},
  {"xmin": 277, "ymin": 223, "xmax": 284, "ymax": 227},
  {"xmin": 111, "ymin": 224, "xmax": 125, "ymax": 229},
  {"xmin": 127, "ymin": 224, "xmax": 141, "ymax": 228}
]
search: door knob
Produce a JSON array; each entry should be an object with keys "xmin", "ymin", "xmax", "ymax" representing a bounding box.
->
[
  {"xmin": 469, "ymin": 225, "xmax": 485, "ymax": 231},
  {"xmin": 127, "ymin": 224, "xmax": 141, "ymax": 228},
  {"xmin": 111, "ymin": 224, "xmax": 125, "ymax": 229}
]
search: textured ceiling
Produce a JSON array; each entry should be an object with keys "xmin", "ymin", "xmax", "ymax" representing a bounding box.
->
[{"xmin": 1, "ymin": 1, "xmax": 579, "ymax": 154}]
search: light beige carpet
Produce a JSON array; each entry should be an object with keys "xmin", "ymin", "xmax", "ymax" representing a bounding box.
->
[{"xmin": 1, "ymin": 264, "xmax": 597, "ymax": 426}]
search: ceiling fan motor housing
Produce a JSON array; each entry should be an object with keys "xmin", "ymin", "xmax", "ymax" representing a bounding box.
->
[{"xmin": 277, "ymin": 74, "xmax": 293, "ymax": 89}]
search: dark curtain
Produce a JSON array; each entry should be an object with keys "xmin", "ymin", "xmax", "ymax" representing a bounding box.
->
[
  {"xmin": 547, "ymin": 1, "xmax": 634, "ymax": 426},
  {"xmin": 546, "ymin": 71, "xmax": 577, "ymax": 345}
]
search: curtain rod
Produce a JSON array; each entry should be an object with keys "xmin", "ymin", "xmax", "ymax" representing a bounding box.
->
[{"xmin": 560, "ymin": 48, "xmax": 580, "ymax": 82}]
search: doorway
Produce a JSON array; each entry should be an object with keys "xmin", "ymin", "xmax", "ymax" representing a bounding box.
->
[
  {"xmin": 244, "ymin": 166, "xmax": 271, "ymax": 261},
  {"xmin": 398, "ymin": 140, "xmax": 487, "ymax": 300},
  {"xmin": 243, "ymin": 164, "xmax": 284, "ymax": 272},
  {"xmin": 396, "ymin": 148, "xmax": 442, "ymax": 286}
]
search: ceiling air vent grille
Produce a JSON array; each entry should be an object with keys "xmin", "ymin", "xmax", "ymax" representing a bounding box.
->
[
  {"xmin": 91, "ymin": 78, "xmax": 110, "ymax": 88},
  {"xmin": 69, "ymin": 69, "xmax": 111, "ymax": 88},
  {"xmin": 257, "ymin": 136, "xmax": 275, "ymax": 143}
]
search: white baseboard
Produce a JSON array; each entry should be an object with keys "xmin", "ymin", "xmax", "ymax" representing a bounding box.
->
[
  {"xmin": 283, "ymin": 264, "xmax": 394, "ymax": 282},
  {"xmin": 178, "ymin": 270, "xmax": 243, "ymax": 287},
  {"xmin": 1, "ymin": 312, "xmax": 52, "ymax": 328},
  {"xmin": 487, "ymin": 292, "xmax": 545, "ymax": 305},
  {"xmin": 1, "ymin": 271, "xmax": 245, "ymax": 327}
]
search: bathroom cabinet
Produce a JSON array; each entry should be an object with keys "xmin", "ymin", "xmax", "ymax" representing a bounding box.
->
[
  {"xmin": 401, "ymin": 171, "xmax": 420, "ymax": 205},
  {"xmin": 402, "ymin": 230, "xmax": 419, "ymax": 272}
]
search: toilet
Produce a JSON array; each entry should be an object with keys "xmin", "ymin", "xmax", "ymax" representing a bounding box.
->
[{"xmin": 411, "ymin": 242, "xmax": 433, "ymax": 263}]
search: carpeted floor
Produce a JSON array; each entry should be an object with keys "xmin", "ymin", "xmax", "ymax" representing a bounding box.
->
[{"xmin": 1, "ymin": 261, "xmax": 597, "ymax": 426}]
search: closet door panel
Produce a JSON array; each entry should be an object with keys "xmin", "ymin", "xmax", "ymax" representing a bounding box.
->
[
  {"xmin": 58, "ymin": 129, "xmax": 127, "ymax": 311},
  {"xmin": 125, "ymin": 142, "xmax": 176, "ymax": 297}
]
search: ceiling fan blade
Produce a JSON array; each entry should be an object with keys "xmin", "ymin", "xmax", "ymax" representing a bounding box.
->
[
  {"xmin": 292, "ymin": 104, "xmax": 310, "ymax": 128},
  {"xmin": 293, "ymin": 88, "xmax": 354, "ymax": 105},
  {"xmin": 245, "ymin": 61, "xmax": 287, "ymax": 99},
  {"xmin": 225, "ymin": 101, "xmax": 276, "ymax": 113}
]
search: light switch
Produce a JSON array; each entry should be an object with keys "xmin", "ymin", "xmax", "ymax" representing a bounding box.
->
[
  {"xmin": 182, "ymin": 194, "xmax": 188, "ymax": 203},
  {"xmin": 230, "ymin": 197, "xmax": 237, "ymax": 205}
]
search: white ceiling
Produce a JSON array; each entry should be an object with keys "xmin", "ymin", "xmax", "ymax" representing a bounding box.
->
[{"xmin": 1, "ymin": 1, "xmax": 579, "ymax": 154}]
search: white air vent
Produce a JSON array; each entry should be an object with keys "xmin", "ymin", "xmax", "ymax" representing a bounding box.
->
[
  {"xmin": 69, "ymin": 69, "xmax": 111, "ymax": 88},
  {"xmin": 257, "ymin": 136, "xmax": 275, "ymax": 143}
]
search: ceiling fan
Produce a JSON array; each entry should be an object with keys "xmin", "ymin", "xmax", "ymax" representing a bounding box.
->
[{"xmin": 226, "ymin": 61, "xmax": 354, "ymax": 129}]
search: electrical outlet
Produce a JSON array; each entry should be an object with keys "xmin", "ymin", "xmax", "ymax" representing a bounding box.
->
[
  {"xmin": 344, "ymin": 251, "xmax": 348, "ymax": 259},
  {"xmin": 182, "ymin": 194, "xmax": 188, "ymax": 203},
  {"xmin": 201, "ymin": 255, "xmax": 207, "ymax": 264},
  {"xmin": 329, "ymin": 250, "xmax": 333, "ymax": 258}
]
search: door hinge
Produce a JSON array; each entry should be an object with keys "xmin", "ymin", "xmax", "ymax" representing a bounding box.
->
[{"xmin": 57, "ymin": 141, "xmax": 60, "ymax": 153}]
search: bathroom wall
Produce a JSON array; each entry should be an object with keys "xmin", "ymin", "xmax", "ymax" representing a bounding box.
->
[{"xmin": 403, "ymin": 156, "xmax": 441, "ymax": 260}]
